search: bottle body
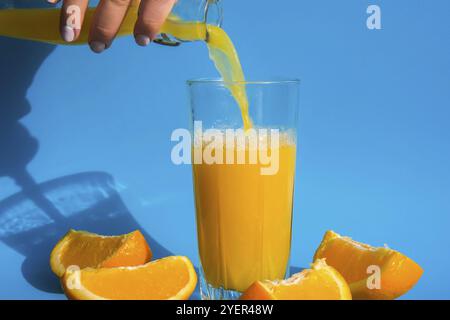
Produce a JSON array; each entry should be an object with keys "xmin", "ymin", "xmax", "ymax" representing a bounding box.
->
[{"xmin": 0, "ymin": 0, "xmax": 222, "ymax": 46}]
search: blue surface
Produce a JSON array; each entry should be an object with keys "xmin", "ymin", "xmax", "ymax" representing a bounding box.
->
[{"xmin": 0, "ymin": 0, "xmax": 449, "ymax": 299}]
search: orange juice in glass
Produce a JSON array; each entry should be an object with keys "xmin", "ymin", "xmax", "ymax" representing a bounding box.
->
[{"xmin": 188, "ymin": 79, "xmax": 300, "ymax": 299}]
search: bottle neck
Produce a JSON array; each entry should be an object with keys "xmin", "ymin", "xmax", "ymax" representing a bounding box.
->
[{"xmin": 155, "ymin": 0, "xmax": 223, "ymax": 47}]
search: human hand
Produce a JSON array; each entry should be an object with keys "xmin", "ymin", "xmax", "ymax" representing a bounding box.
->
[{"xmin": 47, "ymin": 0, "xmax": 176, "ymax": 53}]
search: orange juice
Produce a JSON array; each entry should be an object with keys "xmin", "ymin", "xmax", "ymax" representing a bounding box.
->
[{"xmin": 193, "ymin": 132, "xmax": 296, "ymax": 292}]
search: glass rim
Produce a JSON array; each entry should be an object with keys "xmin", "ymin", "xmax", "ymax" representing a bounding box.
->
[{"xmin": 186, "ymin": 78, "xmax": 301, "ymax": 86}]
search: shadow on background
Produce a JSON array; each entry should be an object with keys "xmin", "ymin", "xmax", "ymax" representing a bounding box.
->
[
  {"xmin": 0, "ymin": 172, "xmax": 174, "ymax": 294},
  {"xmin": 0, "ymin": 37, "xmax": 172, "ymax": 294}
]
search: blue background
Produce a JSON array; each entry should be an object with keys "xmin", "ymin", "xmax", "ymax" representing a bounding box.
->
[{"xmin": 0, "ymin": 0, "xmax": 449, "ymax": 299}]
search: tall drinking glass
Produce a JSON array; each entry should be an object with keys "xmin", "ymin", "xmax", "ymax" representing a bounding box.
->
[{"xmin": 188, "ymin": 79, "xmax": 300, "ymax": 300}]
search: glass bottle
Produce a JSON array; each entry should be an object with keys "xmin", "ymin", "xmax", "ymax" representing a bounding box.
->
[{"xmin": 0, "ymin": 0, "xmax": 222, "ymax": 46}]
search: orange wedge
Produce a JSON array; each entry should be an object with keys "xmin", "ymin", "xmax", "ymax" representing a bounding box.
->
[
  {"xmin": 50, "ymin": 229, "xmax": 152, "ymax": 277},
  {"xmin": 61, "ymin": 256, "xmax": 197, "ymax": 300},
  {"xmin": 313, "ymin": 230, "xmax": 423, "ymax": 300},
  {"xmin": 240, "ymin": 259, "xmax": 351, "ymax": 300}
]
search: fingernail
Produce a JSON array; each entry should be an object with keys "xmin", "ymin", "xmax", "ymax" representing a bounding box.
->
[
  {"xmin": 135, "ymin": 34, "xmax": 150, "ymax": 47},
  {"xmin": 89, "ymin": 41, "xmax": 106, "ymax": 53},
  {"xmin": 62, "ymin": 26, "xmax": 75, "ymax": 42}
]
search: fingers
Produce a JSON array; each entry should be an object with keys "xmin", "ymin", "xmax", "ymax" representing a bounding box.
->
[
  {"xmin": 134, "ymin": 0, "xmax": 176, "ymax": 46},
  {"xmin": 88, "ymin": 0, "xmax": 134, "ymax": 53},
  {"xmin": 50, "ymin": 0, "xmax": 176, "ymax": 51},
  {"xmin": 59, "ymin": 0, "xmax": 89, "ymax": 43}
]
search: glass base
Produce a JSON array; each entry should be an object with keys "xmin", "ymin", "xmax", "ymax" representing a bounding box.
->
[{"xmin": 199, "ymin": 269, "xmax": 241, "ymax": 300}]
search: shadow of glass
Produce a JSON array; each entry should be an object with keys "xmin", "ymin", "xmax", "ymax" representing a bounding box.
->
[
  {"xmin": 290, "ymin": 266, "xmax": 305, "ymax": 275},
  {"xmin": 0, "ymin": 172, "xmax": 174, "ymax": 293}
]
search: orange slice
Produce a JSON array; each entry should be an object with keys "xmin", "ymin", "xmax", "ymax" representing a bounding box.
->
[
  {"xmin": 50, "ymin": 229, "xmax": 152, "ymax": 277},
  {"xmin": 240, "ymin": 259, "xmax": 351, "ymax": 300},
  {"xmin": 61, "ymin": 256, "xmax": 197, "ymax": 300},
  {"xmin": 313, "ymin": 230, "xmax": 423, "ymax": 300}
]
